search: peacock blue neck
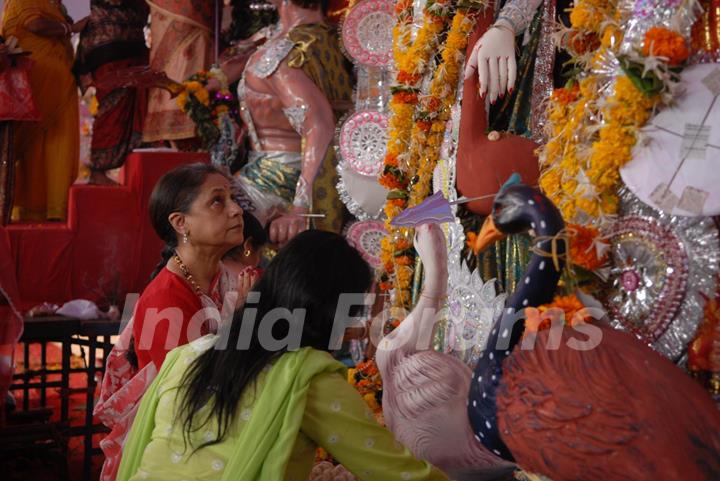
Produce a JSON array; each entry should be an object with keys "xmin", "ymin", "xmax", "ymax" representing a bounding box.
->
[{"xmin": 467, "ymin": 187, "xmax": 565, "ymax": 460}]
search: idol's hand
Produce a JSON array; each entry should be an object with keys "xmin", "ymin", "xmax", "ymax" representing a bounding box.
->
[
  {"xmin": 464, "ymin": 24, "xmax": 517, "ymax": 104},
  {"xmin": 268, "ymin": 206, "xmax": 309, "ymax": 246}
]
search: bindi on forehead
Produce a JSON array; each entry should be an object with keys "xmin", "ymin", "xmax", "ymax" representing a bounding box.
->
[{"xmin": 204, "ymin": 179, "xmax": 231, "ymax": 194}]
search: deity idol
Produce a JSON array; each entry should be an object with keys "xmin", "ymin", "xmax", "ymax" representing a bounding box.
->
[
  {"xmin": 459, "ymin": 0, "xmax": 569, "ymax": 215},
  {"xmin": 217, "ymin": 0, "xmax": 352, "ymax": 245}
]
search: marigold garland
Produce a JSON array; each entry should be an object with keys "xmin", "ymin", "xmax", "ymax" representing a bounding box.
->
[
  {"xmin": 687, "ymin": 285, "xmax": 720, "ymax": 376},
  {"xmin": 407, "ymin": 11, "xmax": 476, "ymax": 207},
  {"xmin": 540, "ymin": 76, "xmax": 601, "ymax": 221},
  {"xmin": 567, "ymin": 223, "xmax": 609, "ymax": 271},
  {"xmin": 538, "ymin": 0, "xmax": 676, "ymax": 267},
  {"xmin": 347, "ymin": 360, "xmax": 384, "ymax": 420},
  {"xmin": 568, "ymin": 0, "xmax": 613, "ymax": 33},
  {"xmin": 643, "ymin": 26, "xmax": 690, "ymax": 66},
  {"xmin": 378, "ymin": 0, "xmax": 457, "ymax": 309},
  {"xmin": 587, "ymin": 75, "xmax": 657, "ymax": 207},
  {"xmin": 177, "ymin": 70, "xmax": 235, "ymax": 149},
  {"xmin": 379, "ymin": 1, "xmax": 482, "ymax": 311}
]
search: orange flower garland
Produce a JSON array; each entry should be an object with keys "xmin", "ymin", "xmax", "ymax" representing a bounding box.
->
[
  {"xmin": 348, "ymin": 360, "xmax": 384, "ymax": 418},
  {"xmin": 407, "ymin": 11, "xmax": 477, "ymax": 207},
  {"xmin": 379, "ymin": 1, "xmax": 483, "ymax": 309},
  {"xmin": 176, "ymin": 70, "xmax": 235, "ymax": 149},
  {"xmin": 688, "ymin": 286, "xmax": 720, "ymax": 376},
  {"xmin": 567, "ymin": 223, "xmax": 609, "ymax": 271},
  {"xmin": 379, "ymin": 0, "xmax": 457, "ymax": 308},
  {"xmin": 539, "ymin": 0, "xmax": 677, "ymax": 266}
]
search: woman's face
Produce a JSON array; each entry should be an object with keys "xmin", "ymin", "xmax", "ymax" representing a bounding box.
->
[{"xmin": 183, "ymin": 174, "xmax": 244, "ymax": 250}]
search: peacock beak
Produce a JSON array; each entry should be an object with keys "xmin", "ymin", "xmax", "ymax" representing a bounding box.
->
[{"xmin": 470, "ymin": 215, "xmax": 506, "ymax": 255}]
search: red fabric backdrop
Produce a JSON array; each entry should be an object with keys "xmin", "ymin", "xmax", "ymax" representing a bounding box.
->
[
  {"xmin": 7, "ymin": 151, "xmax": 208, "ymax": 308},
  {"xmin": 0, "ymin": 224, "xmax": 22, "ymax": 417}
]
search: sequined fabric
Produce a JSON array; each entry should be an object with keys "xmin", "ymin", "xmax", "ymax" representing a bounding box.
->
[
  {"xmin": 248, "ymin": 36, "xmax": 295, "ymax": 79},
  {"xmin": 458, "ymin": 205, "xmax": 532, "ymax": 296},
  {"xmin": 282, "ymin": 104, "xmax": 308, "ymax": 135},
  {"xmin": 529, "ymin": 0, "xmax": 556, "ymax": 142},
  {"xmin": 497, "ymin": 0, "xmax": 543, "ymax": 33},
  {"xmin": 691, "ymin": 0, "xmax": 720, "ymax": 63},
  {"xmin": 488, "ymin": 5, "xmax": 543, "ymax": 138},
  {"xmin": 488, "ymin": 0, "xmax": 557, "ymax": 139}
]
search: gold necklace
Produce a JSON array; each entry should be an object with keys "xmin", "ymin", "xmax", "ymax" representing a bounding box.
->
[{"xmin": 173, "ymin": 253, "xmax": 204, "ymax": 297}]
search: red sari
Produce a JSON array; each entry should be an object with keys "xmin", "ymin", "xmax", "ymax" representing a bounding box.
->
[
  {"xmin": 95, "ymin": 265, "xmax": 235, "ymax": 481},
  {"xmin": 132, "ymin": 268, "xmax": 206, "ymax": 369}
]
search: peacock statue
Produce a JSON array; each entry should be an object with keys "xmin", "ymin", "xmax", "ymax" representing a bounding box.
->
[{"xmin": 467, "ymin": 184, "xmax": 720, "ymax": 481}]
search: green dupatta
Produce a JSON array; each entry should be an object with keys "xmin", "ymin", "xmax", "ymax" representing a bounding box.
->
[{"xmin": 116, "ymin": 339, "xmax": 346, "ymax": 480}]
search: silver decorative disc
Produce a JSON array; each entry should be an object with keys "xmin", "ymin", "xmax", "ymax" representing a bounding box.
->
[
  {"xmin": 602, "ymin": 188, "xmax": 720, "ymax": 361},
  {"xmin": 345, "ymin": 220, "xmax": 387, "ymax": 268},
  {"xmin": 338, "ymin": 110, "xmax": 388, "ymax": 177},
  {"xmin": 341, "ymin": 0, "xmax": 394, "ymax": 67}
]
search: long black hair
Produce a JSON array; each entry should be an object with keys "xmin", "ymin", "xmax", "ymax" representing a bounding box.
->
[
  {"xmin": 178, "ymin": 230, "xmax": 373, "ymax": 451},
  {"xmin": 128, "ymin": 163, "xmax": 228, "ymax": 369}
]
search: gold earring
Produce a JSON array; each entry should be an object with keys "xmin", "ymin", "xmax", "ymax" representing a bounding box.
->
[{"xmin": 244, "ymin": 249, "xmax": 252, "ymax": 257}]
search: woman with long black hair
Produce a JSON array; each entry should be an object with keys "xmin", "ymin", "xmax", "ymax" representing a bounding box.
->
[{"xmin": 116, "ymin": 229, "xmax": 450, "ymax": 481}]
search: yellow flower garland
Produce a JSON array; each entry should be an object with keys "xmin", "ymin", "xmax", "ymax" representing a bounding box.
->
[
  {"xmin": 540, "ymin": 76, "xmax": 601, "ymax": 221},
  {"xmin": 587, "ymin": 75, "xmax": 657, "ymax": 217},
  {"xmin": 408, "ymin": 11, "xmax": 476, "ymax": 207},
  {"xmin": 539, "ymin": 0, "xmax": 663, "ymax": 226},
  {"xmin": 379, "ymin": 3, "xmax": 483, "ymax": 309},
  {"xmin": 379, "ymin": 0, "xmax": 456, "ymax": 308}
]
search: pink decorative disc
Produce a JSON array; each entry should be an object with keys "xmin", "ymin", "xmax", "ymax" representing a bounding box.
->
[
  {"xmin": 339, "ymin": 111, "xmax": 388, "ymax": 177},
  {"xmin": 603, "ymin": 215, "xmax": 689, "ymax": 345},
  {"xmin": 345, "ymin": 220, "xmax": 387, "ymax": 268},
  {"xmin": 341, "ymin": 0, "xmax": 394, "ymax": 67}
]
